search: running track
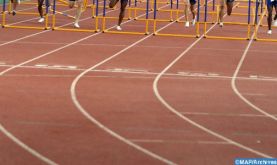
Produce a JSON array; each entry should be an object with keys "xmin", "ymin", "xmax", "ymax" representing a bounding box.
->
[{"xmin": 0, "ymin": 1, "xmax": 277, "ymax": 164}]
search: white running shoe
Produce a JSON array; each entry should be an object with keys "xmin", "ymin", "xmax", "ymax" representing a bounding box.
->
[
  {"xmin": 38, "ymin": 17, "xmax": 45, "ymax": 23},
  {"xmin": 185, "ymin": 21, "xmax": 189, "ymax": 28},
  {"xmin": 74, "ymin": 22, "xmax": 80, "ymax": 28},
  {"xmin": 116, "ymin": 25, "xmax": 122, "ymax": 31},
  {"xmin": 219, "ymin": 22, "xmax": 224, "ymax": 27},
  {"xmin": 192, "ymin": 18, "xmax": 196, "ymax": 26},
  {"xmin": 267, "ymin": 30, "xmax": 272, "ymax": 35},
  {"xmin": 273, "ymin": 20, "xmax": 277, "ymax": 27}
]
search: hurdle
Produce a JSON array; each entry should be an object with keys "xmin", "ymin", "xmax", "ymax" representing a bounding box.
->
[
  {"xmin": 253, "ymin": 0, "xmax": 277, "ymax": 42},
  {"xmin": 203, "ymin": 0, "xmax": 253, "ymax": 40},
  {"xmin": 52, "ymin": 0, "xmax": 99, "ymax": 32},
  {"xmin": 2, "ymin": 0, "xmax": 51, "ymax": 29},
  {"xmin": 102, "ymin": 0, "xmax": 151, "ymax": 35},
  {"xmin": 133, "ymin": 0, "xmax": 217, "ymax": 23},
  {"xmin": 153, "ymin": 0, "xmax": 202, "ymax": 37}
]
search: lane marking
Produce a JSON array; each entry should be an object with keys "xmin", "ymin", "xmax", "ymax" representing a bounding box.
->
[
  {"xmin": 131, "ymin": 139, "xmax": 231, "ymax": 145},
  {"xmin": 231, "ymin": 14, "xmax": 277, "ymax": 121},
  {"xmin": 153, "ymin": 10, "xmax": 273, "ymax": 159},
  {"xmin": 70, "ymin": 4, "xmax": 183, "ymax": 164},
  {"xmin": 0, "ymin": 125, "xmax": 58, "ymax": 165},
  {"xmin": 2, "ymin": 64, "xmax": 277, "ymax": 82},
  {"xmin": 181, "ymin": 112, "xmax": 277, "ymax": 118},
  {"xmin": 1, "ymin": 3, "xmax": 177, "ymax": 165},
  {"xmin": 0, "ymin": 1, "xmax": 106, "ymax": 47},
  {"xmin": 17, "ymin": 121, "xmax": 78, "ymax": 127},
  {"xmin": 0, "ymin": 2, "xmax": 149, "ymax": 164}
]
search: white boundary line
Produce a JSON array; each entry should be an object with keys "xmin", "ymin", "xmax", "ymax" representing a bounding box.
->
[
  {"xmin": 152, "ymin": 14, "xmax": 273, "ymax": 158},
  {"xmin": 0, "ymin": 1, "xmax": 106, "ymax": 47},
  {"xmin": 69, "ymin": 6, "xmax": 203, "ymax": 164},
  {"xmin": 231, "ymin": 34, "xmax": 277, "ymax": 121},
  {"xmin": 2, "ymin": 64, "xmax": 277, "ymax": 82},
  {"xmin": 0, "ymin": 2, "xmax": 159, "ymax": 164},
  {"xmin": 0, "ymin": 125, "xmax": 58, "ymax": 165},
  {"xmin": 0, "ymin": 3, "xmax": 177, "ymax": 165}
]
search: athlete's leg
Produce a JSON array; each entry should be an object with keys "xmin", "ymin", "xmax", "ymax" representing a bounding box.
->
[
  {"xmin": 267, "ymin": 3, "xmax": 273, "ymax": 33},
  {"xmin": 184, "ymin": 0, "xmax": 190, "ymax": 27},
  {"xmin": 190, "ymin": 0, "xmax": 196, "ymax": 25},
  {"xmin": 109, "ymin": 0, "xmax": 119, "ymax": 8},
  {"xmin": 273, "ymin": 2, "xmax": 277, "ymax": 26},
  {"xmin": 226, "ymin": 0, "xmax": 234, "ymax": 15},
  {"xmin": 11, "ymin": 0, "xmax": 18, "ymax": 15},
  {"xmin": 218, "ymin": 0, "xmax": 225, "ymax": 26},
  {"xmin": 37, "ymin": 0, "xmax": 45, "ymax": 22},
  {"xmin": 74, "ymin": 0, "xmax": 83, "ymax": 27},
  {"xmin": 68, "ymin": 0, "xmax": 75, "ymax": 8},
  {"xmin": 117, "ymin": 0, "xmax": 128, "ymax": 27}
]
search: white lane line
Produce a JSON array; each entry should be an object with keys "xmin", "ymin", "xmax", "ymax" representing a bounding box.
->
[
  {"xmin": 181, "ymin": 112, "xmax": 277, "ymax": 118},
  {"xmin": 153, "ymin": 12, "xmax": 273, "ymax": 158},
  {"xmin": 131, "ymin": 139, "xmax": 231, "ymax": 145},
  {"xmin": 0, "ymin": 1, "xmax": 106, "ymax": 47},
  {"xmin": 0, "ymin": 124, "xmax": 58, "ymax": 165},
  {"xmin": 2, "ymin": 64, "xmax": 277, "ymax": 82},
  {"xmin": 231, "ymin": 11, "xmax": 277, "ymax": 121},
  {"xmin": 1, "ymin": 3, "xmax": 175, "ymax": 165},
  {"xmin": 0, "ymin": 2, "xmax": 147, "ymax": 165},
  {"xmin": 70, "ymin": 6, "xmax": 184, "ymax": 165},
  {"xmin": 35, "ymin": 64, "xmax": 48, "ymax": 67},
  {"xmin": 242, "ymin": 93, "xmax": 266, "ymax": 96}
]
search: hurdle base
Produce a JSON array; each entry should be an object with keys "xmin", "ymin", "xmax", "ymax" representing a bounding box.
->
[{"xmin": 205, "ymin": 35, "xmax": 250, "ymax": 40}]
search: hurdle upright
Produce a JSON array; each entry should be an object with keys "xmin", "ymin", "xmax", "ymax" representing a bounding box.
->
[
  {"xmin": 153, "ymin": 0, "xmax": 202, "ymax": 37},
  {"xmin": 52, "ymin": 0, "xmax": 100, "ymax": 32},
  {"xmin": 253, "ymin": 0, "xmax": 277, "ymax": 42},
  {"xmin": 204, "ymin": 0, "xmax": 253, "ymax": 40},
  {"xmin": 2, "ymin": 0, "xmax": 51, "ymax": 30},
  {"xmin": 102, "ymin": 0, "xmax": 151, "ymax": 35}
]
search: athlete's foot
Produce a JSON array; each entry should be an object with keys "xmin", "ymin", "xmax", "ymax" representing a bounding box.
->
[
  {"xmin": 191, "ymin": 18, "xmax": 196, "ymax": 26},
  {"xmin": 38, "ymin": 17, "xmax": 45, "ymax": 23},
  {"xmin": 267, "ymin": 30, "xmax": 272, "ymax": 35},
  {"xmin": 12, "ymin": 10, "xmax": 16, "ymax": 16},
  {"xmin": 116, "ymin": 25, "xmax": 122, "ymax": 31},
  {"xmin": 185, "ymin": 21, "xmax": 189, "ymax": 27},
  {"xmin": 74, "ymin": 22, "xmax": 80, "ymax": 28},
  {"xmin": 219, "ymin": 22, "xmax": 224, "ymax": 27}
]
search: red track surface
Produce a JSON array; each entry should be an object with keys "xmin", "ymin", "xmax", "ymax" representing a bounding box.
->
[{"xmin": 0, "ymin": 0, "xmax": 277, "ymax": 164}]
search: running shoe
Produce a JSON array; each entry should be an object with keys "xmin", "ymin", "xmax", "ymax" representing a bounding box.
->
[
  {"xmin": 12, "ymin": 10, "xmax": 16, "ymax": 16},
  {"xmin": 192, "ymin": 18, "xmax": 196, "ymax": 26},
  {"xmin": 74, "ymin": 22, "xmax": 80, "ymax": 28},
  {"xmin": 38, "ymin": 17, "xmax": 45, "ymax": 23},
  {"xmin": 267, "ymin": 30, "xmax": 272, "ymax": 35},
  {"xmin": 185, "ymin": 21, "xmax": 189, "ymax": 27},
  {"xmin": 116, "ymin": 25, "xmax": 122, "ymax": 31}
]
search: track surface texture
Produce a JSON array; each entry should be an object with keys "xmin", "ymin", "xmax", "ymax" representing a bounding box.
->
[{"xmin": 0, "ymin": 0, "xmax": 276, "ymax": 164}]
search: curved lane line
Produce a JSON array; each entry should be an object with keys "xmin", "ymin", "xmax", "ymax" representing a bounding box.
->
[
  {"xmin": 231, "ymin": 22, "xmax": 277, "ymax": 121},
  {"xmin": 153, "ymin": 20, "xmax": 273, "ymax": 158},
  {"xmin": 0, "ymin": 3, "xmax": 173, "ymax": 164}
]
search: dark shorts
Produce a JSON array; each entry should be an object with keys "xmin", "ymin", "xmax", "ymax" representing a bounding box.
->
[
  {"xmin": 227, "ymin": 0, "xmax": 234, "ymax": 2},
  {"xmin": 267, "ymin": 0, "xmax": 277, "ymax": 8},
  {"xmin": 109, "ymin": 0, "xmax": 128, "ymax": 8},
  {"xmin": 190, "ymin": 0, "xmax": 196, "ymax": 5}
]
